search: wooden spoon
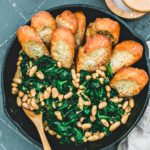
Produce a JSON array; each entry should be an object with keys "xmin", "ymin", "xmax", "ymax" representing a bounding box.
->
[{"xmin": 23, "ymin": 108, "xmax": 52, "ymax": 150}]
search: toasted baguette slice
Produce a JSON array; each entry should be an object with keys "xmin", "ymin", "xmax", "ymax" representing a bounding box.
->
[
  {"xmin": 110, "ymin": 67, "xmax": 148, "ymax": 97},
  {"xmin": 110, "ymin": 40, "xmax": 143, "ymax": 73},
  {"xmin": 17, "ymin": 25, "xmax": 49, "ymax": 59},
  {"xmin": 31, "ymin": 11, "xmax": 56, "ymax": 48},
  {"xmin": 76, "ymin": 34, "xmax": 112, "ymax": 72},
  {"xmin": 86, "ymin": 18, "xmax": 120, "ymax": 44},
  {"xmin": 75, "ymin": 11, "xmax": 86, "ymax": 47},
  {"xmin": 56, "ymin": 10, "xmax": 78, "ymax": 34},
  {"xmin": 50, "ymin": 27, "xmax": 75, "ymax": 68}
]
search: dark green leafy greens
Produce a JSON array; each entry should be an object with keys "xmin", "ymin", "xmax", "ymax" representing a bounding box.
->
[{"xmin": 18, "ymin": 52, "xmax": 126, "ymax": 144}]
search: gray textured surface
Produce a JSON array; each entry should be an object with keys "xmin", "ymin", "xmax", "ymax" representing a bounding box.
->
[{"xmin": 0, "ymin": 0, "xmax": 149, "ymax": 150}]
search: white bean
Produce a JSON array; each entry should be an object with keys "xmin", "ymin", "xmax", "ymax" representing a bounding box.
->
[
  {"xmin": 36, "ymin": 71, "xmax": 44, "ymax": 80},
  {"xmin": 125, "ymin": 106, "xmax": 131, "ymax": 113},
  {"xmin": 18, "ymin": 56, "xmax": 22, "ymax": 61},
  {"xmin": 64, "ymin": 92, "xmax": 73, "ymax": 99},
  {"xmin": 31, "ymin": 100, "xmax": 39, "ymax": 110},
  {"xmin": 72, "ymin": 80, "xmax": 79, "ymax": 88},
  {"xmin": 70, "ymin": 137, "xmax": 75, "ymax": 142},
  {"xmin": 86, "ymin": 75, "xmax": 91, "ymax": 80},
  {"xmin": 85, "ymin": 131, "xmax": 92, "ymax": 137},
  {"xmin": 13, "ymin": 78, "xmax": 22, "ymax": 84},
  {"xmin": 54, "ymin": 111, "xmax": 63, "ymax": 120},
  {"xmin": 46, "ymin": 86, "xmax": 52, "ymax": 93},
  {"xmin": 79, "ymin": 117, "xmax": 85, "ymax": 123},
  {"xmin": 57, "ymin": 61, "xmax": 62, "ymax": 68},
  {"xmin": 43, "ymin": 90, "xmax": 50, "ymax": 99},
  {"xmin": 29, "ymin": 66, "xmax": 37, "ymax": 77},
  {"xmin": 100, "ymin": 66, "xmax": 106, "ymax": 71},
  {"xmin": 90, "ymin": 115, "xmax": 96, "ymax": 122},
  {"xmin": 79, "ymin": 85, "xmax": 84, "ymax": 90},
  {"xmin": 48, "ymin": 129, "xmax": 56, "ymax": 135},
  {"xmin": 109, "ymin": 121, "xmax": 121, "ymax": 131},
  {"xmin": 16, "ymin": 97, "xmax": 22, "ymax": 107},
  {"xmin": 121, "ymin": 114, "xmax": 129, "ymax": 124},
  {"xmin": 122, "ymin": 101, "xmax": 129, "ymax": 110},
  {"xmin": 22, "ymin": 94, "xmax": 28, "ymax": 102},
  {"xmin": 100, "ymin": 71, "xmax": 106, "ymax": 78},
  {"xmin": 82, "ymin": 123, "xmax": 92, "ymax": 130},
  {"xmin": 12, "ymin": 87, "xmax": 18, "ymax": 94},
  {"xmin": 44, "ymin": 126, "xmax": 49, "ymax": 131},
  {"xmin": 18, "ymin": 91, "xmax": 24, "ymax": 98},
  {"xmin": 77, "ymin": 121, "xmax": 82, "ymax": 128},
  {"xmin": 52, "ymin": 87, "xmax": 59, "ymax": 98},
  {"xmin": 87, "ymin": 135, "xmax": 99, "ymax": 142},
  {"xmin": 30, "ymin": 89, "xmax": 36, "ymax": 97},
  {"xmin": 41, "ymin": 101, "xmax": 45, "ymax": 106},
  {"xmin": 129, "ymin": 98, "xmax": 135, "ymax": 108},
  {"xmin": 17, "ymin": 60, "xmax": 22, "ymax": 66},
  {"xmin": 107, "ymin": 92, "xmax": 110, "ymax": 98},
  {"xmin": 27, "ymin": 98, "xmax": 31, "ymax": 105},
  {"xmin": 83, "ymin": 100, "xmax": 91, "ymax": 106},
  {"xmin": 105, "ymin": 85, "xmax": 111, "ymax": 92},
  {"xmin": 76, "ymin": 73, "xmax": 80, "ymax": 78},
  {"xmin": 75, "ymin": 78, "xmax": 80, "ymax": 83},
  {"xmin": 110, "ymin": 97, "xmax": 123, "ymax": 103},
  {"xmin": 99, "ymin": 77, "xmax": 104, "ymax": 84},
  {"xmin": 56, "ymin": 135, "xmax": 62, "ymax": 139},
  {"xmin": 11, "ymin": 83, "xmax": 18, "ymax": 88},
  {"xmin": 101, "ymin": 119, "xmax": 109, "ymax": 127},
  {"xmin": 22, "ymin": 103, "xmax": 29, "ymax": 109},
  {"xmin": 91, "ymin": 105, "xmax": 97, "ymax": 116},
  {"xmin": 58, "ymin": 94, "xmax": 64, "ymax": 101},
  {"xmin": 99, "ymin": 132, "xmax": 105, "ymax": 139},
  {"xmin": 98, "ymin": 102, "xmax": 107, "ymax": 109}
]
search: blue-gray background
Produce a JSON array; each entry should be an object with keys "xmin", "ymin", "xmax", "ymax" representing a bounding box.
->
[{"xmin": 0, "ymin": 0, "xmax": 150, "ymax": 150}]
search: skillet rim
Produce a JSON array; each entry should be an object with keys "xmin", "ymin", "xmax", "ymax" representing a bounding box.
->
[{"xmin": 1, "ymin": 4, "xmax": 150, "ymax": 150}]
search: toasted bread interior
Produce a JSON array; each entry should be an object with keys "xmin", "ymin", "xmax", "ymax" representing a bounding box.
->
[
  {"xmin": 39, "ymin": 27, "xmax": 52, "ymax": 45},
  {"xmin": 25, "ymin": 42, "xmax": 45, "ymax": 58},
  {"xmin": 51, "ymin": 40, "xmax": 72, "ymax": 68},
  {"xmin": 112, "ymin": 80, "xmax": 139, "ymax": 97},
  {"xmin": 110, "ymin": 51, "xmax": 134, "ymax": 73}
]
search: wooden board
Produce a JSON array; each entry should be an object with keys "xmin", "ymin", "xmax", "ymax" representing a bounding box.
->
[
  {"xmin": 123, "ymin": 0, "xmax": 150, "ymax": 12},
  {"xmin": 105, "ymin": 0, "xmax": 145, "ymax": 19}
]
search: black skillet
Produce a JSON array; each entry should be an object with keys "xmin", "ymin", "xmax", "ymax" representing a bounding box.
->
[{"xmin": 2, "ymin": 4, "xmax": 150, "ymax": 150}]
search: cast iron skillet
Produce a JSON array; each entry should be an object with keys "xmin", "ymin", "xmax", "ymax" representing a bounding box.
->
[{"xmin": 2, "ymin": 4, "xmax": 150, "ymax": 150}]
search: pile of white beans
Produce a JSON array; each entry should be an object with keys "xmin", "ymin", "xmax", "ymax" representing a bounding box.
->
[{"xmin": 11, "ymin": 56, "xmax": 135, "ymax": 143}]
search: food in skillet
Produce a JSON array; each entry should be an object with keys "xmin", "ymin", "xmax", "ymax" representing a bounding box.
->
[
  {"xmin": 111, "ymin": 67, "xmax": 148, "ymax": 97},
  {"xmin": 75, "ymin": 11, "xmax": 86, "ymax": 47},
  {"xmin": 110, "ymin": 40, "xmax": 143, "ymax": 73},
  {"xmin": 86, "ymin": 18, "xmax": 120, "ymax": 44},
  {"xmin": 11, "ymin": 10, "xmax": 148, "ymax": 144},
  {"xmin": 56, "ymin": 10, "xmax": 78, "ymax": 34},
  {"xmin": 76, "ymin": 34, "xmax": 112, "ymax": 72},
  {"xmin": 51, "ymin": 27, "xmax": 75, "ymax": 68},
  {"xmin": 17, "ymin": 25, "xmax": 49, "ymax": 59},
  {"xmin": 31, "ymin": 11, "xmax": 56, "ymax": 48}
]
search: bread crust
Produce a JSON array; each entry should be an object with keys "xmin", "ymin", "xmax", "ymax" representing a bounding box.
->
[
  {"xmin": 75, "ymin": 11, "xmax": 86, "ymax": 47},
  {"xmin": 110, "ymin": 67, "xmax": 149, "ymax": 97},
  {"xmin": 56, "ymin": 10, "xmax": 78, "ymax": 34},
  {"xmin": 110, "ymin": 40, "xmax": 143, "ymax": 73},
  {"xmin": 76, "ymin": 34, "xmax": 112, "ymax": 72},
  {"xmin": 86, "ymin": 18, "xmax": 120, "ymax": 44},
  {"xmin": 50, "ymin": 27, "xmax": 75, "ymax": 68},
  {"xmin": 31, "ymin": 11, "xmax": 56, "ymax": 47},
  {"xmin": 17, "ymin": 25, "xmax": 49, "ymax": 59}
]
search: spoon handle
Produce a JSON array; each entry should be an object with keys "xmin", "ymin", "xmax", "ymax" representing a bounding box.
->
[{"xmin": 36, "ymin": 123, "xmax": 52, "ymax": 150}]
